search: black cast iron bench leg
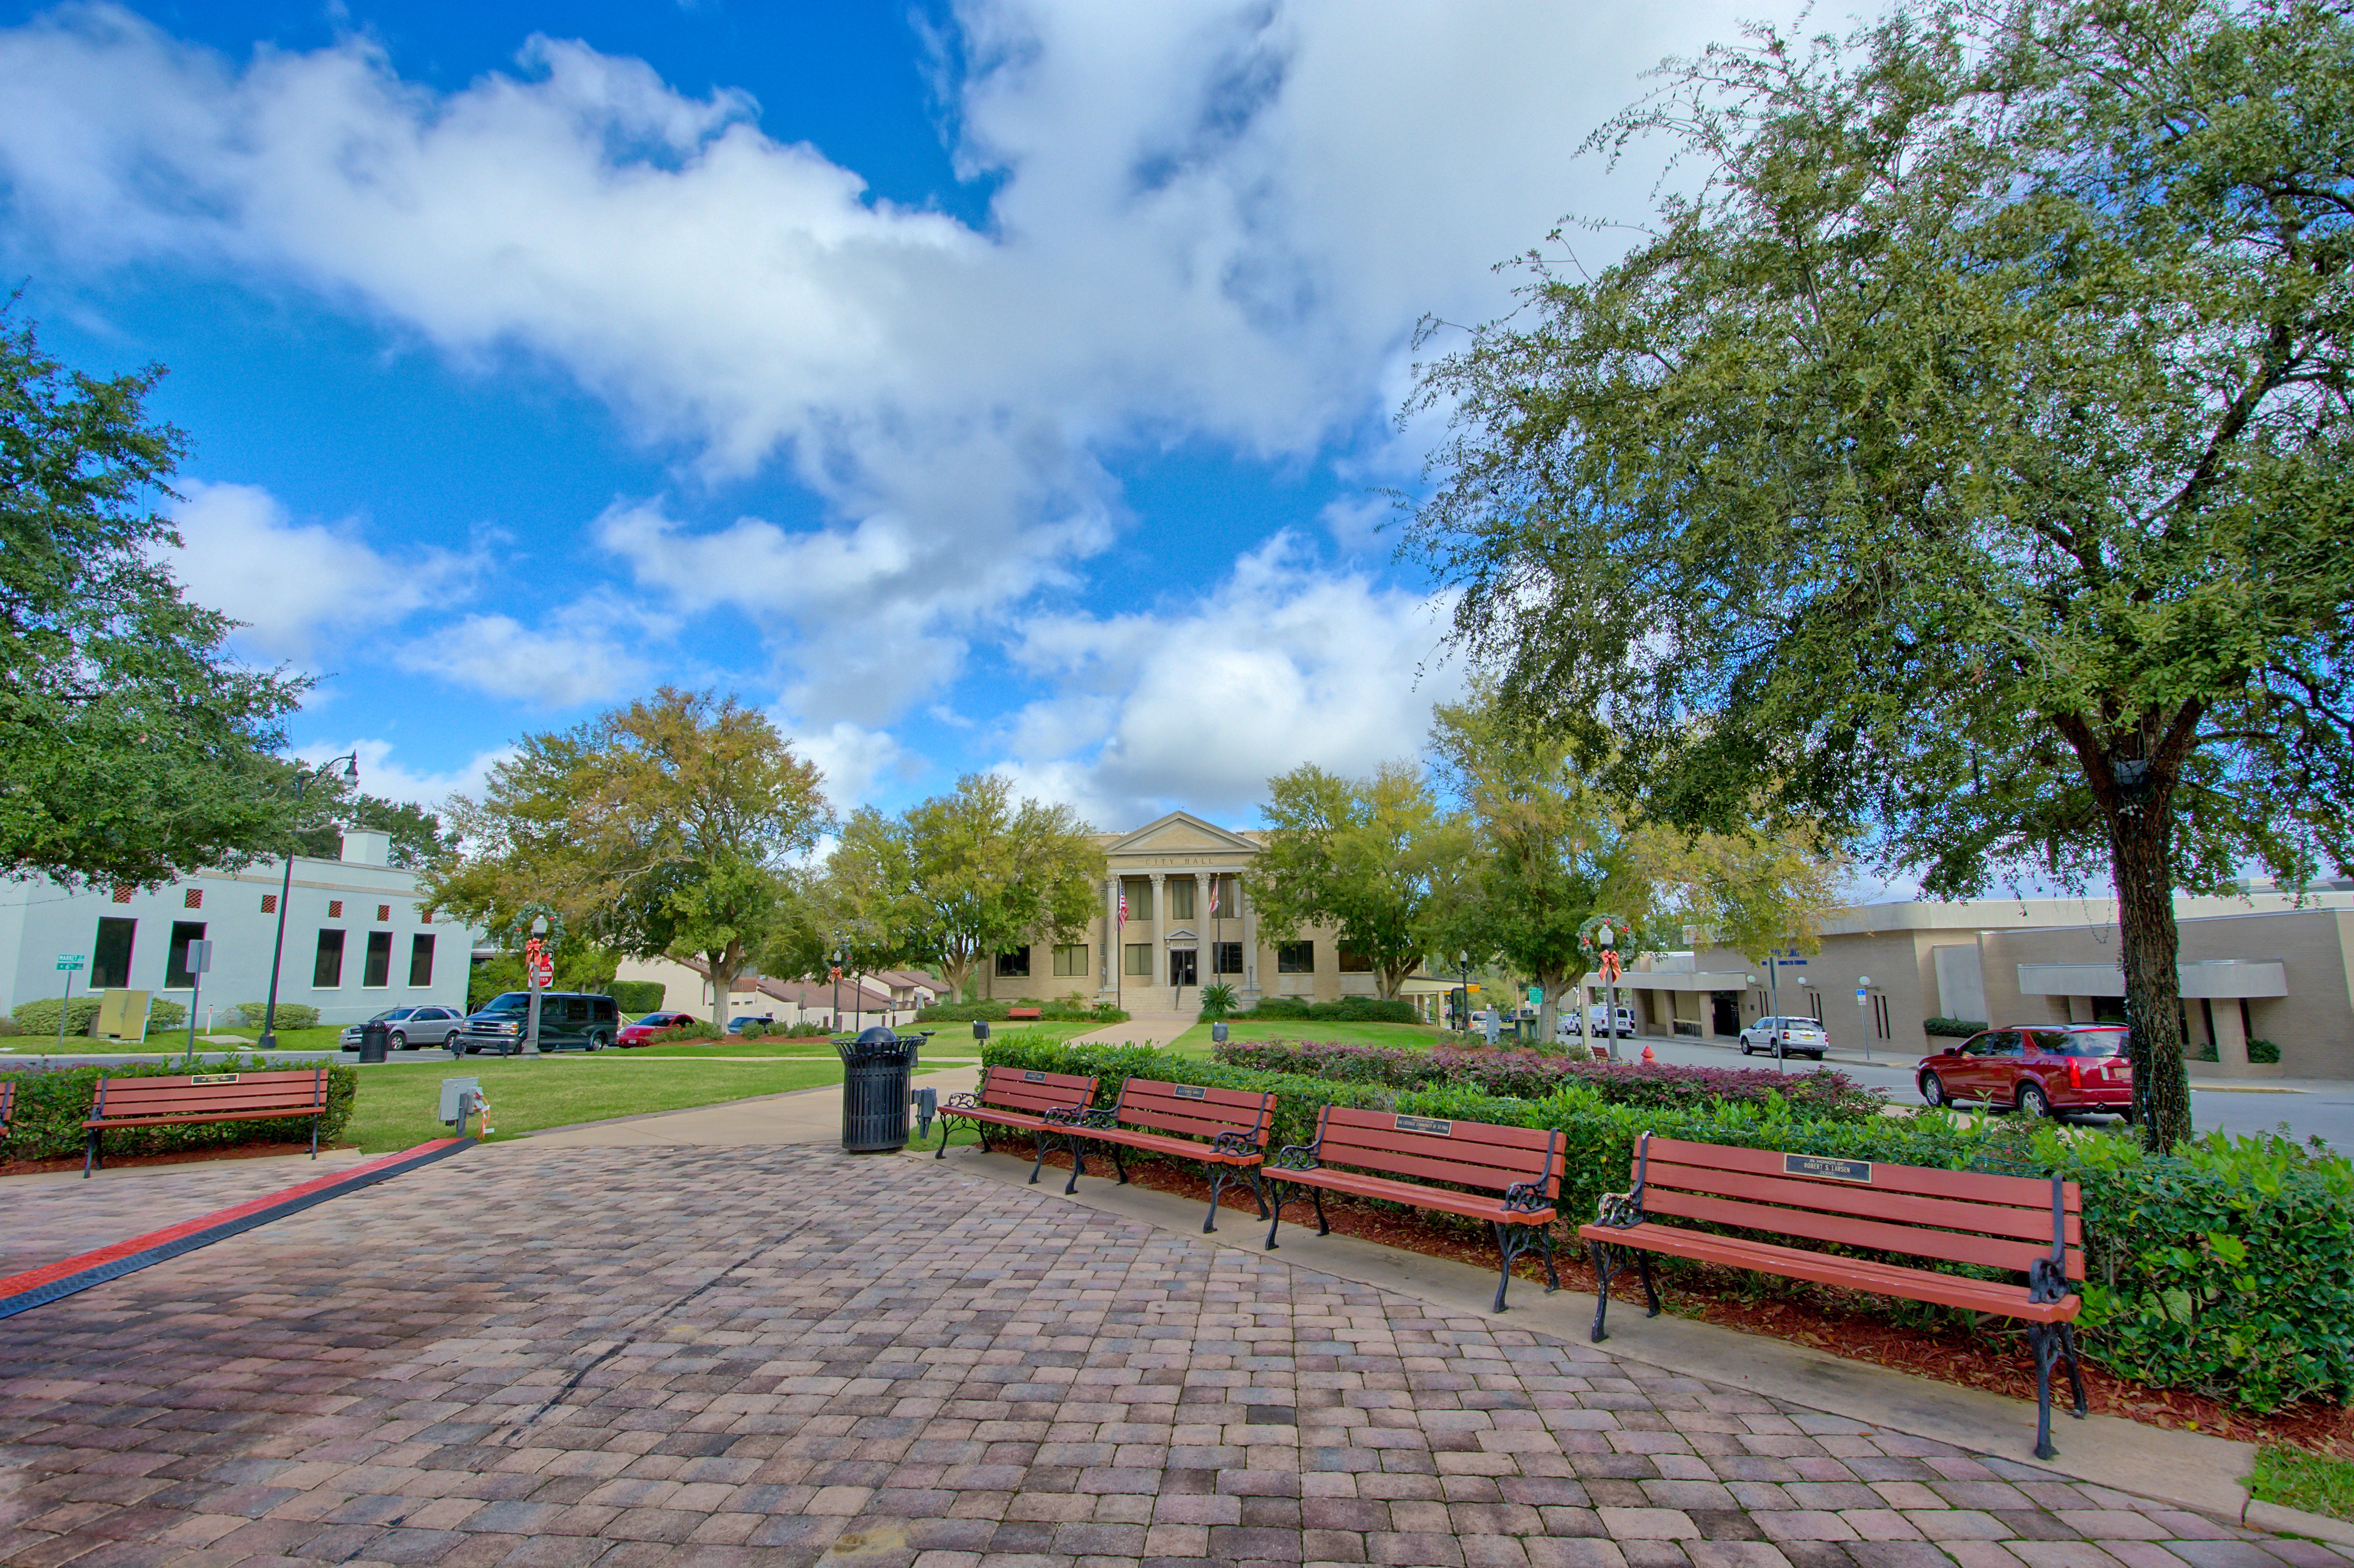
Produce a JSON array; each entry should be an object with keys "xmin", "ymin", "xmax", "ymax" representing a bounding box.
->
[
  {"xmin": 1028, "ymin": 1127, "xmax": 1050, "ymax": 1184},
  {"xmin": 1264, "ymin": 1180, "xmax": 1289, "ymax": 1250}
]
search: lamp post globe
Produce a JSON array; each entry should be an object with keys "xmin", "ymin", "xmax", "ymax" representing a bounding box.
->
[{"xmin": 258, "ymin": 752, "xmax": 358, "ymax": 1051}]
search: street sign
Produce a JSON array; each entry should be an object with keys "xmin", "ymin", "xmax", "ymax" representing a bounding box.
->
[
  {"xmin": 529, "ymin": 955, "xmax": 554, "ymax": 988},
  {"xmin": 56, "ymin": 953, "xmax": 85, "ymax": 971},
  {"xmin": 185, "ymin": 939, "xmax": 213, "ymax": 973},
  {"xmin": 1527, "ymin": 986, "xmax": 1542, "ymax": 1006}
]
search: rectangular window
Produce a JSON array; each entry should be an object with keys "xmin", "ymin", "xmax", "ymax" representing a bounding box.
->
[
  {"xmin": 1052, "ymin": 943, "xmax": 1088, "ymax": 977},
  {"xmin": 408, "ymin": 934, "xmax": 435, "ymax": 987},
  {"xmin": 165, "ymin": 921, "xmax": 208, "ymax": 988},
  {"xmin": 376, "ymin": 904, "xmax": 391, "ymax": 922},
  {"xmin": 591, "ymin": 997, "xmax": 617, "ymax": 1023},
  {"xmin": 1214, "ymin": 875, "xmax": 1240, "ymax": 919},
  {"xmin": 1871, "ymin": 992, "xmax": 1892, "ymax": 1040},
  {"xmin": 1213, "ymin": 941, "xmax": 1244, "ymax": 975},
  {"xmin": 1337, "ymin": 948, "xmax": 1374, "ymax": 974},
  {"xmin": 1809, "ymin": 990, "xmax": 1824, "ymax": 1021},
  {"xmin": 1125, "ymin": 942, "xmax": 1152, "ymax": 977},
  {"xmin": 562, "ymin": 997, "xmax": 590, "ymax": 1023},
  {"xmin": 994, "ymin": 947, "xmax": 1031, "ymax": 978},
  {"xmin": 261, "ymin": 893, "xmax": 277, "ymax": 914},
  {"xmin": 111, "ymin": 886, "xmax": 133, "ymax": 904},
  {"xmin": 1168, "ymin": 879, "xmax": 1195, "ymax": 920},
  {"xmin": 1122, "ymin": 878, "xmax": 1153, "ymax": 922},
  {"xmin": 313, "ymin": 929, "xmax": 346, "ymax": 988},
  {"xmin": 362, "ymin": 931, "xmax": 393, "ymax": 988},
  {"xmin": 1277, "ymin": 940, "xmax": 1316, "ymax": 974},
  {"xmin": 183, "ymin": 888, "xmax": 203, "ymax": 910},
  {"xmin": 92, "ymin": 916, "xmax": 136, "ymax": 989},
  {"xmin": 328, "ymin": 899, "xmax": 344, "ymax": 919}
]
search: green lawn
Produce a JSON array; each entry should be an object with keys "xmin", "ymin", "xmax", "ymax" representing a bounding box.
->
[
  {"xmin": 1166, "ymin": 1017, "xmax": 1452, "ymax": 1054},
  {"xmin": 343, "ymin": 1055, "xmax": 852, "ymax": 1152},
  {"xmin": 2251, "ymin": 1445, "xmax": 2354, "ymax": 1522}
]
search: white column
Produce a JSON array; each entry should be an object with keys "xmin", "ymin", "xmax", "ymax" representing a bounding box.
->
[
  {"xmin": 1148, "ymin": 872, "xmax": 1168, "ymax": 1009},
  {"xmin": 1240, "ymin": 881, "xmax": 1260, "ymax": 1000},
  {"xmin": 1194, "ymin": 871, "xmax": 1212, "ymax": 988},
  {"xmin": 1102, "ymin": 875, "xmax": 1119, "ymax": 997}
]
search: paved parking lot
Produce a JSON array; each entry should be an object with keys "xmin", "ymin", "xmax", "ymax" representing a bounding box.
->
[{"xmin": 0, "ymin": 1141, "xmax": 2341, "ymax": 1568}]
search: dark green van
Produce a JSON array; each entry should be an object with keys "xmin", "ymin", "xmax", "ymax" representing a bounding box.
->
[{"xmin": 452, "ymin": 992, "xmax": 621, "ymax": 1055}]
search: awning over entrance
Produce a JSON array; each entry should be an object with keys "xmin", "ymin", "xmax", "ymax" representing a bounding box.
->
[{"xmin": 2016, "ymin": 959, "xmax": 2286, "ymax": 999}]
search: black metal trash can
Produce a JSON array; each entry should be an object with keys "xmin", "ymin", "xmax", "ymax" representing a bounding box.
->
[
  {"xmin": 358, "ymin": 1019, "xmax": 390, "ymax": 1064},
  {"xmin": 837, "ymin": 1026, "xmax": 925, "ymax": 1152}
]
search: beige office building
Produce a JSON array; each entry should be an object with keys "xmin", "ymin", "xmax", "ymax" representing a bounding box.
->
[
  {"xmin": 1597, "ymin": 885, "xmax": 2354, "ymax": 1079},
  {"xmin": 974, "ymin": 812, "xmax": 1393, "ymax": 1015}
]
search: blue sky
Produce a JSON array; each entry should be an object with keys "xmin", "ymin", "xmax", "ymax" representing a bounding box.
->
[{"xmin": 0, "ymin": 0, "xmax": 1797, "ymax": 831}]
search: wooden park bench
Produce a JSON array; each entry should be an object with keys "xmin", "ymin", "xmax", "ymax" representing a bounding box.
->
[
  {"xmin": 1264, "ymin": 1106, "xmax": 1567, "ymax": 1312},
  {"xmin": 1005, "ymin": 1007, "xmax": 1042, "ymax": 1021},
  {"xmin": 935, "ymin": 1064, "xmax": 1098, "ymax": 1183},
  {"xmin": 1581, "ymin": 1132, "xmax": 2088, "ymax": 1458},
  {"xmin": 0, "ymin": 1077, "xmax": 13, "ymax": 1144},
  {"xmin": 1055, "ymin": 1077, "xmax": 1275, "ymax": 1233},
  {"xmin": 83, "ymin": 1069, "xmax": 331, "ymax": 1177}
]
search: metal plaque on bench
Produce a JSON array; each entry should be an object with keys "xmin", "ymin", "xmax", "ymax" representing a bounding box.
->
[
  {"xmin": 1783, "ymin": 1154, "xmax": 1872, "ymax": 1183},
  {"xmin": 1023, "ymin": 1070, "xmax": 1046, "ymax": 1082},
  {"xmin": 1173, "ymin": 1084, "xmax": 1208, "ymax": 1100},
  {"xmin": 190, "ymin": 1074, "xmax": 239, "ymax": 1085},
  {"xmin": 1395, "ymin": 1115, "xmax": 1453, "ymax": 1136}
]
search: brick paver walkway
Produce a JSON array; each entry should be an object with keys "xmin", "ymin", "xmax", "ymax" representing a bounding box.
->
[
  {"xmin": 0, "ymin": 1143, "xmax": 2340, "ymax": 1568},
  {"xmin": 0, "ymin": 1156, "xmax": 362, "ymax": 1279}
]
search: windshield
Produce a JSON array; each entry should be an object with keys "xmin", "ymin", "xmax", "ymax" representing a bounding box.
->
[
  {"xmin": 478, "ymin": 993, "xmax": 532, "ymax": 1015},
  {"xmin": 635, "ymin": 1012, "xmax": 680, "ymax": 1025},
  {"xmin": 371, "ymin": 1007, "xmax": 417, "ymax": 1022}
]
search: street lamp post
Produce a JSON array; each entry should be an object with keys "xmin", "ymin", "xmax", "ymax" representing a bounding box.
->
[
  {"xmin": 258, "ymin": 753, "xmax": 358, "ymax": 1052},
  {"xmin": 524, "ymin": 916, "xmax": 549, "ymax": 1055},
  {"xmin": 830, "ymin": 946, "xmax": 845, "ymax": 1032}
]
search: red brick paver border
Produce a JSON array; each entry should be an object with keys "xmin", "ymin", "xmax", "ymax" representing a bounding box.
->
[{"xmin": 0, "ymin": 1143, "xmax": 2338, "ymax": 1568}]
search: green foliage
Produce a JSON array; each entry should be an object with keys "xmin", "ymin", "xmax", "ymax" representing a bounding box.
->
[
  {"xmin": 980, "ymin": 1036, "xmax": 1393, "ymax": 1153},
  {"xmin": 2248, "ymin": 1038, "xmax": 2282, "ymax": 1066},
  {"xmin": 1197, "ymin": 983, "xmax": 1238, "ymax": 1020},
  {"xmin": 611, "ymin": 980, "xmax": 665, "ymax": 1014},
  {"xmin": 234, "ymin": 1002, "xmax": 318, "ymax": 1030},
  {"xmin": 830, "ymin": 774, "xmax": 1105, "ymax": 1004},
  {"xmin": 1245, "ymin": 995, "xmax": 1420, "ymax": 1024},
  {"xmin": 1254, "ymin": 762, "xmax": 1460, "ymax": 1000},
  {"xmin": 1406, "ymin": 0, "xmax": 2354, "ymax": 1152},
  {"xmin": 917, "ymin": 999, "xmax": 1012, "ymax": 1022},
  {"xmin": 10, "ymin": 995, "xmax": 103, "ymax": 1036},
  {"xmin": 0, "ymin": 310, "xmax": 309, "ymax": 889},
  {"xmin": 1923, "ymin": 1017, "xmax": 1988, "ymax": 1038},
  {"xmin": 1, "ymin": 1058, "xmax": 356, "ymax": 1161},
  {"xmin": 652, "ymin": 1019, "xmax": 723, "ymax": 1042},
  {"xmin": 2251, "ymin": 1445, "xmax": 2354, "ymax": 1523}
]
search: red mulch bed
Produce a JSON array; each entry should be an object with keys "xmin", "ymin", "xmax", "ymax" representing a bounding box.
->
[
  {"xmin": 0, "ymin": 1141, "xmax": 353, "ymax": 1180},
  {"xmin": 991, "ymin": 1141, "xmax": 2354, "ymax": 1457}
]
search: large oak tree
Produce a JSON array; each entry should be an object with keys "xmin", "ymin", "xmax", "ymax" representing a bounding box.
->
[{"xmin": 1407, "ymin": 0, "xmax": 2352, "ymax": 1145}]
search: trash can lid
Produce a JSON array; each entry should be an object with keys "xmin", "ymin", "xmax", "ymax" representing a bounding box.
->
[{"xmin": 854, "ymin": 1025, "xmax": 897, "ymax": 1045}]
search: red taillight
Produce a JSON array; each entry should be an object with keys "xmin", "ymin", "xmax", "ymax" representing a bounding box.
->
[{"xmin": 2067, "ymin": 1059, "xmax": 2083, "ymax": 1090}]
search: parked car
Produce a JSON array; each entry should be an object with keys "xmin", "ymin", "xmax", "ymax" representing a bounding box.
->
[
  {"xmin": 1916, "ymin": 1024, "xmax": 2134, "ymax": 1120},
  {"xmin": 1739, "ymin": 1016, "xmax": 1829, "ymax": 1059},
  {"xmin": 338, "ymin": 1005, "xmax": 465, "ymax": 1051},
  {"xmin": 617, "ymin": 1010, "xmax": 701, "ymax": 1047},
  {"xmin": 452, "ymin": 992, "xmax": 620, "ymax": 1055},
  {"xmin": 1556, "ymin": 1005, "xmax": 1636, "ymax": 1041},
  {"xmin": 728, "ymin": 1014, "xmax": 778, "ymax": 1035}
]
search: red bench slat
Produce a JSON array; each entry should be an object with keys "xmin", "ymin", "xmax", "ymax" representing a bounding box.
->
[
  {"xmin": 81, "ymin": 1069, "xmax": 328, "ymax": 1176},
  {"xmin": 933, "ymin": 1066, "xmax": 1097, "ymax": 1180},
  {"xmin": 1057, "ymin": 1078, "xmax": 1275, "ymax": 1233}
]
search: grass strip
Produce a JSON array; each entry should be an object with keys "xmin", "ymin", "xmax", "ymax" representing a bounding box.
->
[
  {"xmin": 342, "ymin": 1057, "xmax": 846, "ymax": 1152},
  {"xmin": 2252, "ymin": 1445, "xmax": 2354, "ymax": 1523}
]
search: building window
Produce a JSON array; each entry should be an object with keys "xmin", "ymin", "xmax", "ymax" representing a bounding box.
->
[
  {"xmin": 328, "ymin": 900, "xmax": 344, "ymax": 919},
  {"xmin": 92, "ymin": 917, "xmax": 136, "ymax": 989},
  {"xmin": 408, "ymin": 934, "xmax": 435, "ymax": 987},
  {"xmin": 1337, "ymin": 948, "xmax": 1374, "ymax": 974},
  {"xmin": 1168, "ymin": 879, "xmax": 1195, "ymax": 921},
  {"xmin": 1052, "ymin": 944, "xmax": 1088, "ymax": 977},
  {"xmin": 1870, "ymin": 992, "xmax": 1892, "ymax": 1040},
  {"xmin": 183, "ymin": 888, "xmax": 203, "ymax": 910},
  {"xmin": 421, "ymin": 907, "xmax": 433, "ymax": 923},
  {"xmin": 1213, "ymin": 941, "xmax": 1244, "ymax": 975},
  {"xmin": 1277, "ymin": 940, "xmax": 1316, "ymax": 973},
  {"xmin": 111, "ymin": 886, "xmax": 133, "ymax": 904},
  {"xmin": 995, "ymin": 947, "xmax": 1031, "ymax": 978},
  {"xmin": 313, "ymin": 929, "xmax": 346, "ymax": 988},
  {"xmin": 1212, "ymin": 875, "xmax": 1240, "ymax": 919},
  {"xmin": 1808, "ymin": 990, "xmax": 1824, "ymax": 1021},
  {"xmin": 166, "ymin": 922, "xmax": 208, "ymax": 988},
  {"xmin": 1125, "ymin": 942, "xmax": 1152, "ymax": 977},
  {"xmin": 362, "ymin": 931, "xmax": 393, "ymax": 988},
  {"xmin": 261, "ymin": 894, "xmax": 277, "ymax": 914},
  {"xmin": 1122, "ymin": 879, "xmax": 1153, "ymax": 922},
  {"xmin": 376, "ymin": 904, "xmax": 391, "ymax": 922}
]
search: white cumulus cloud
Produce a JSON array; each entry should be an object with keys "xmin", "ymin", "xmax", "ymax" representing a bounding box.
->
[{"xmin": 394, "ymin": 612, "xmax": 650, "ymax": 707}]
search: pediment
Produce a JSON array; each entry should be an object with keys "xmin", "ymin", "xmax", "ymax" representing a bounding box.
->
[
  {"xmin": 1163, "ymin": 927, "xmax": 1200, "ymax": 944},
  {"xmin": 1105, "ymin": 811, "xmax": 1260, "ymax": 859}
]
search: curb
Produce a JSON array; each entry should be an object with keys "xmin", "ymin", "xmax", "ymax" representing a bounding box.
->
[
  {"xmin": 0, "ymin": 1136, "xmax": 474, "ymax": 1319},
  {"xmin": 2245, "ymin": 1500, "xmax": 2354, "ymax": 1546}
]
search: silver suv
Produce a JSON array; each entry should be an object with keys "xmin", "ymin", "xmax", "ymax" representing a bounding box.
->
[{"xmin": 1739, "ymin": 1016, "xmax": 1828, "ymax": 1059}]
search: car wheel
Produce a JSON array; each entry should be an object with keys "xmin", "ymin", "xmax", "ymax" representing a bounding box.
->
[
  {"xmin": 2018, "ymin": 1081, "xmax": 2054, "ymax": 1119},
  {"xmin": 1920, "ymin": 1073, "xmax": 1948, "ymax": 1108},
  {"xmin": 588, "ymin": 1032, "xmax": 609, "ymax": 1052},
  {"xmin": 388, "ymin": 1031, "xmax": 407, "ymax": 1051},
  {"xmin": 1739, "ymin": 1038, "xmax": 1752, "ymax": 1055}
]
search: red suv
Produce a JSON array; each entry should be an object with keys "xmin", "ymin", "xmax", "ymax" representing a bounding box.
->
[
  {"xmin": 1918, "ymin": 1025, "xmax": 2134, "ymax": 1120},
  {"xmin": 617, "ymin": 1010, "xmax": 701, "ymax": 1047}
]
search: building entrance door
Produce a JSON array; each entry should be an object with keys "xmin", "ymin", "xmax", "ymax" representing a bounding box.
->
[
  {"xmin": 1710, "ymin": 991, "xmax": 1741, "ymax": 1037},
  {"xmin": 1168, "ymin": 949, "xmax": 1197, "ymax": 987}
]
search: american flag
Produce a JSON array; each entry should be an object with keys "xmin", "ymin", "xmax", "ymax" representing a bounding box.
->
[
  {"xmin": 1209, "ymin": 879, "xmax": 1221, "ymax": 917},
  {"xmin": 1118, "ymin": 887, "xmax": 1128, "ymax": 926}
]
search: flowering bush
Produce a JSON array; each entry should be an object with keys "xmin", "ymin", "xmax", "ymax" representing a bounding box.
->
[{"xmin": 1214, "ymin": 1038, "xmax": 1885, "ymax": 1120}]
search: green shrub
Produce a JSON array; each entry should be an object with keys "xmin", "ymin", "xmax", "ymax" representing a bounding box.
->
[
  {"xmin": 981, "ymin": 1036, "xmax": 1393, "ymax": 1152},
  {"xmin": 1922, "ymin": 1017, "xmax": 1987, "ymax": 1037},
  {"xmin": 2248, "ymin": 1038, "xmax": 2282, "ymax": 1065},
  {"xmin": 1198, "ymin": 983, "xmax": 1239, "ymax": 1021},
  {"xmin": 1245, "ymin": 995, "xmax": 1420, "ymax": 1024},
  {"xmin": 11, "ymin": 996, "xmax": 103, "ymax": 1036},
  {"xmin": 232, "ymin": 1003, "xmax": 320, "ymax": 1031},
  {"xmin": 611, "ymin": 980, "xmax": 665, "ymax": 1014},
  {"xmin": 651, "ymin": 1019, "xmax": 724, "ymax": 1042},
  {"xmin": 1, "ymin": 1057, "xmax": 358, "ymax": 1162},
  {"xmin": 917, "ymin": 999, "xmax": 1012, "ymax": 1023}
]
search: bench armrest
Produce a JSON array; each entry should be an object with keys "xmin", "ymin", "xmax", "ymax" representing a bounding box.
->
[
  {"xmin": 2027, "ymin": 1255, "xmax": 2075, "ymax": 1305},
  {"xmin": 1593, "ymin": 1187, "xmax": 1646, "ymax": 1230},
  {"xmin": 1211, "ymin": 1129, "xmax": 1262, "ymax": 1158},
  {"xmin": 1268, "ymin": 1143, "xmax": 1320, "ymax": 1171},
  {"xmin": 1502, "ymin": 1181, "xmax": 1552, "ymax": 1217},
  {"xmin": 941, "ymin": 1092, "xmax": 981, "ymax": 1111}
]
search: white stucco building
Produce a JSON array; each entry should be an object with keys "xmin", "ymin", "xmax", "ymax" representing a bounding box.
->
[{"xmin": 0, "ymin": 831, "xmax": 480, "ymax": 1031}]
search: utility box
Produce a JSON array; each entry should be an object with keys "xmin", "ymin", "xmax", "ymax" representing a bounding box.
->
[{"xmin": 439, "ymin": 1077, "xmax": 483, "ymax": 1132}]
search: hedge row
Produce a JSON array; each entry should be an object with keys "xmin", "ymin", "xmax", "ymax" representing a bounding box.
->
[
  {"xmin": 981, "ymin": 1038, "xmax": 2354, "ymax": 1414},
  {"xmin": 1242, "ymin": 996, "xmax": 1419, "ymax": 1023},
  {"xmin": 917, "ymin": 999, "xmax": 1128, "ymax": 1023},
  {"xmin": 9, "ymin": 996, "xmax": 191, "ymax": 1036},
  {"xmin": 1214, "ymin": 1038, "xmax": 1885, "ymax": 1120},
  {"xmin": 0, "ymin": 1058, "xmax": 359, "ymax": 1162}
]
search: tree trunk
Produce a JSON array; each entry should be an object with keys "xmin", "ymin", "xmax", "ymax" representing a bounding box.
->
[
  {"xmin": 1536, "ymin": 970, "xmax": 1568, "ymax": 1050},
  {"xmin": 1379, "ymin": 963, "xmax": 1408, "ymax": 1001},
  {"xmin": 939, "ymin": 953, "xmax": 973, "ymax": 1005},
  {"xmin": 2110, "ymin": 798, "xmax": 2193, "ymax": 1149}
]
